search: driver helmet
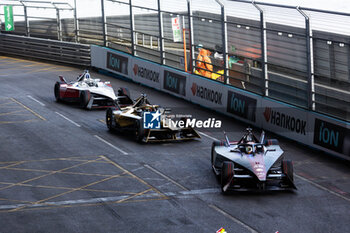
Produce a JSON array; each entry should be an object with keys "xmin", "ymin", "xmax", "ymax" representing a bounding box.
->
[
  {"xmin": 84, "ymin": 71, "xmax": 91, "ymax": 80},
  {"xmin": 246, "ymin": 145, "xmax": 253, "ymax": 154}
]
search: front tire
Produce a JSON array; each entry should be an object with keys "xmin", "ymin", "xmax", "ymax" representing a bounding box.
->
[
  {"xmin": 281, "ymin": 159, "xmax": 296, "ymax": 189},
  {"xmin": 211, "ymin": 140, "xmax": 222, "ymax": 167},
  {"xmin": 80, "ymin": 91, "xmax": 89, "ymax": 109},
  {"xmin": 134, "ymin": 120, "xmax": 144, "ymax": 142},
  {"xmin": 221, "ymin": 161, "xmax": 234, "ymax": 194},
  {"xmin": 106, "ymin": 108, "xmax": 115, "ymax": 131},
  {"xmin": 282, "ymin": 160, "xmax": 294, "ymax": 182},
  {"xmin": 54, "ymin": 82, "xmax": 61, "ymax": 102}
]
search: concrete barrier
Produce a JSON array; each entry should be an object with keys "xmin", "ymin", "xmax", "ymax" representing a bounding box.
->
[{"xmin": 91, "ymin": 45, "xmax": 350, "ymax": 160}]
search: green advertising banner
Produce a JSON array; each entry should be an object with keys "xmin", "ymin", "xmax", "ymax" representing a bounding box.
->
[
  {"xmin": 4, "ymin": 5, "xmax": 14, "ymax": 31},
  {"xmin": 171, "ymin": 17, "xmax": 182, "ymax": 42}
]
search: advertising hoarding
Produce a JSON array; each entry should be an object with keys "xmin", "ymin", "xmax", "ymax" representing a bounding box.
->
[
  {"xmin": 131, "ymin": 58, "xmax": 162, "ymax": 89},
  {"xmin": 163, "ymin": 69, "xmax": 188, "ymax": 98},
  {"xmin": 261, "ymin": 98, "xmax": 312, "ymax": 144}
]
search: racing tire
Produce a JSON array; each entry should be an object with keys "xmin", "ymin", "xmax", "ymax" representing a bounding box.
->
[
  {"xmin": 117, "ymin": 87, "xmax": 133, "ymax": 106},
  {"xmin": 221, "ymin": 161, "xmax": 234, "ymax": 194},
  {"xmin": 106, "ymin": 108, "xmax": 115, "ymax": 131},
  {"xmin": 265, "ymin": 139, "xmax": 279, "ymax": 146},
  {"xmin": 54, "ymin": 82, "xmax": 61, "ymax": 102},
  {"xmin": 281, "ymin": 159, "xmax": 296, "ymax": 189},
  {"xmin": 134, "ymin": 120, "xmax": 144, "ymax": 143},
  {"xmin": 282, "ymin": 159, "xmax": 294, "ymax": 182},
  {"xmin": 80, "ymin": 90, "xmax": 90, "ymax": 109},
  {"xmin": 118, "ymin": 87, "xmax": 131, "ymax": 99},
  {"xmin": 211, "ymin": 140, "xmax": 222, "ymax": 168}
]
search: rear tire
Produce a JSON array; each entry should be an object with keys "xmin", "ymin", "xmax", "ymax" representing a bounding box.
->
[
  {"xmin": 54, "ymin": 82, "xmax": 61, "ymax": 102},
  {"xmin": 80, "ymin": 91, "xmax": 89, "ymax": 109},
  {"xmin": 118, "ymin": 87, "xmax": 131, "ymax": 99},
  {"xmin": 221, "ymin": 161, "xmax": 234, "ymax": 194},
  {"xmin": 106, "ymin": 108, "xmax": 115, "ymax": 131}
]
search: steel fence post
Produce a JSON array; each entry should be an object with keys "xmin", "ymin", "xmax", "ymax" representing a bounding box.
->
[
  {"xmin": 20, "ymin": 1, "xmax": 30, "ymax": 37},
  {"xmin": 73, "ymin": 0, "xmax": 79, "ymax": 42},
  {"xmin": 101, "ymin": 0, "xmax": 107, "ymax": 46},
  {"xmin": 215, "ymin": 0, "xmax": 228, "ymax": 83},
  {"xmin": 56, "ymin": 8, "xmax": 62, "ymax": 41},
  {"xmin": 252, "ymin": 2, "xmax": 268, "ymax": 96},
  {"xmin": 157, "ymin": 0, "xmax": 164, "ymax": 64},
  {"xmin": 187, "ymin": 0, "xmax": 194, "ymax": 73},
  {"xmin": 297, "ymin": 7, "xmax": 315, "ymax": 110},
  {"xmin": 129, "ymin": 0, "xmax": 135, "ymax": 56}
]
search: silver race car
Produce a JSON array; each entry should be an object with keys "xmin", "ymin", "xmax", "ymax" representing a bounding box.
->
[
  {"xmin": 211, "ymin": 128, "xmax": 296, "ymax": 193},
  {"xmin": 54, "ymin": 70, "xmax": 133, "ymax": 109}
]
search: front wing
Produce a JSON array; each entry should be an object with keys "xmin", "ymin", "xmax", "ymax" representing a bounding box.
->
[
  {"xmin": 143, "ymin": 127, "xmax": 201, "ymax": 143},
  {"xmin": 213, "ymin": 156, "xmax": 296, "ymax": 191}
]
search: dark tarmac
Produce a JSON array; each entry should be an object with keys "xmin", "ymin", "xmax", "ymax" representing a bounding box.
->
[{"xmin": 0, "ymin": 55, "xmax": 349, "ymax": 233}]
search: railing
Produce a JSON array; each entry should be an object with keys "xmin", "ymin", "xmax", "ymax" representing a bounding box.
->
[
  {"xmin": 0, "ymin": 34, "xmax": 90, "ymax": 66},
  {"xmin": 0, "ymin": 0, "xmax": 349, "ymax": 122}
]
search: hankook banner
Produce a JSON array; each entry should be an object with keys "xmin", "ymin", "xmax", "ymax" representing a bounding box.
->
[
  {"xmin": 261, "ymin": 98, "xmax": 311, "ymax": 143},
  {"xmin": 187, "ymin": 75, "xmax": 227, "ymax": 113},
  {"xmin": 131, "ymin": 58, "xmax": 162, "ymax": 89}
]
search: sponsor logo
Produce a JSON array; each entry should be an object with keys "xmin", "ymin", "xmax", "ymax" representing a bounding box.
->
[
  {"xmin": 133, "ymin": 64, "xmax": 159, "ymax": 83},
  {"xmin": 191, "ymin": 82, "xmax": 222, "ymax": 105},
  {"xmin": 216, "ymin": 228, "xmax": 227, "ymax": 233},
  {"xmin": 263, "ymin": 107, "xmax": 306, "ymax": 135},
  {"xmin": 106, "ymin": 52, "xmax": 128, "ymax": 75},
  {"xmin": 313, "ymin": 118, "xmax": 349, "ymax": 154},
  {"xmin": 143, "ymin": 110, "xmax": 161, "ymax": 129},
  {"xmin": 227, "ymin": 91, "xmax": 256, "ymax": 122},
  {"xmin": 163, "ymin": 117, "xmax": 221, "ymax": 129},
  {"xmin": 163, "ymin": 70, "xmax": 186, "ymax": 96}
]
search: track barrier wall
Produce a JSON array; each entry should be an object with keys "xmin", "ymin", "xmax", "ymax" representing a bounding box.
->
[
  {"xmin": 0, "ymin": 34, "xmax": 90, "ymax": 66},
  {"xmin": 91, "ymin": 45, "xmax": 350, "ymax": 159}
]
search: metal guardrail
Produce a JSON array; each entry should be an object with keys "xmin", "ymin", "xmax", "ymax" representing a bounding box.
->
[{"xmin": 0, "ymin": 34, "xmax": 91, "ymax": 66}]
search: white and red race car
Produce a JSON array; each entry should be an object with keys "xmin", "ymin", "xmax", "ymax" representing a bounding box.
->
[{"xmin": 54, "ymin": 70, "xmax": 132, "ymax": 109}]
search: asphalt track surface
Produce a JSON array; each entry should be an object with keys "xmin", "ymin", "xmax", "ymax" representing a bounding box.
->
[{"xmin": 0, "ymin": 55, "xmax": 349, "ymax": 233}]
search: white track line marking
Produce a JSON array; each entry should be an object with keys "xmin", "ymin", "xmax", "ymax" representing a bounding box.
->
[
  {"xmin": 94, "ymin": 135, "xmax": 128, "ymax": 155},
  {"xmin": 0, "ymin": 195, "xmax": 132, "ymax": 210},
  {"xmin": 55, "ymin": 112, "xmax": 81, "ymax": 127},
  {"xmin": 295, "ymin": 174, "xmax": 350, "ymax": 202},
  {"xmin": 144, "ymin": 164, "xmax": 189, "ymax": 191},
  {"xmin": 0, "ymin": 188, "xmax": 222, "ymax": 210},
  {"xmin": 27, "ymin": 95, "xmax": 45, "ymax": 106},
  {"xmin": 198, "ymin": 131, "xmax": 219, "ymax": 141},
  {"xmin": 209, "ymin": 204, "xmax": 258, "ymax": 233}
]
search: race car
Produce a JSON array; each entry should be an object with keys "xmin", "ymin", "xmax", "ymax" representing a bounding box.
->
[
  {"xmin": 54, "ymin": 70, "xmax": 133, "ymax": 109},
  {"xmin": 211, "ymin": 128, "xmax": 296, "ymax": 193},
  {"xmin": 106, "ymin": 94, "xmax": 201, "ymax": 142}
]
